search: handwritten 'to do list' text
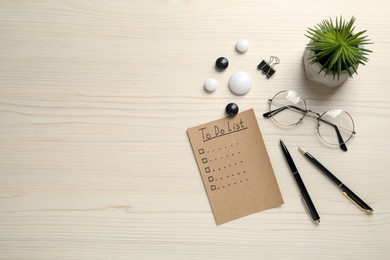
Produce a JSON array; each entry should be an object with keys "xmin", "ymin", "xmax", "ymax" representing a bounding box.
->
[{"xmin": 198, "ymin": 118, "xmax": 248, "ymax": 142}]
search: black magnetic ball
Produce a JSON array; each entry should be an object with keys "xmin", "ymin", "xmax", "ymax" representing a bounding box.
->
[
  {"xmin": 215, "ymin": 57, "xmax": 229, "ymax": 71},
  {"xmin": 225, "ymin": 103, "xmax": 239, "ymax": 117}
]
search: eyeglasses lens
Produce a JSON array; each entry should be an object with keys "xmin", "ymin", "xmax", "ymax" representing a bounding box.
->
[
  {"xmin": 317, "ymin": 110, "xmax": 355, "ymax": 146},
  {"xmin": 270, "ymin": 90, "xmax": 307, "ymax": 126}
]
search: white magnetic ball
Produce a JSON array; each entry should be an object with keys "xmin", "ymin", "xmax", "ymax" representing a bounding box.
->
[
  {"xmin": 235, "ymin": 39, "xmax": 249, "ymax": 53},
  {"xmin": 228, "ymin": 71, "xmax": 252, "ymax": 95},
  {"xmin": 204, "ymin": 78, "xmax": 218, "ymax": 92}
]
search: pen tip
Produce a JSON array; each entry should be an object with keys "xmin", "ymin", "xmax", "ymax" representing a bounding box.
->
[
  {"xmin": 298, "ymin": 147, "xmax": 306, "ymax": 155},
  {"xmin": 316, "ymin": 219, "xmax": 320, "ymax": 224}
]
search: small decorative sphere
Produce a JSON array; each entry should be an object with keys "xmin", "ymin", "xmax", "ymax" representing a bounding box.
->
[
  {"xmin": 228, "ymin": 71, "xmax": 252, "ymax": 95},
  {"xmin": 235, "ymin": 39, "xmax": 249, "ymax": 53},
  {"xmin": 225, "ymin": 103, "xmax": 239, "ymax": 117},
  {"xmin": 204, "ymin": 78, "xmax": 218, "ymax": 92},
  {"xmin": 215, "ymin": 57, "xmax": 229, "ymax": 71}
]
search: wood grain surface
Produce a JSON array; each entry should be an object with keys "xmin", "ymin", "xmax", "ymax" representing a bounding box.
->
[{"xmin": 0, "ymin": 1, "xmax": 389, "ymax": 259}]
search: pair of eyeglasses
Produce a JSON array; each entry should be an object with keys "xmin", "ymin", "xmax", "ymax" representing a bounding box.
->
[{"xmin": 263, "ymin": 90, "xmax": 356, "ymax": 151}]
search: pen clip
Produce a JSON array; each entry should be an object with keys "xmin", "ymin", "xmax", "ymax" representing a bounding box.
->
[
  {"xmin": 301, "ymin": 196, "xmax": 320, "ymax": 223},
  {"xmin": 342, "ymin": 192, "xmax": 373, "ymax": 214}
]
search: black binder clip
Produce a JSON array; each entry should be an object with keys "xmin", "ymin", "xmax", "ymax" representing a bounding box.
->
[{"xmin": 257, "ymin": 56, "xmax": 280, "ymax": 78}]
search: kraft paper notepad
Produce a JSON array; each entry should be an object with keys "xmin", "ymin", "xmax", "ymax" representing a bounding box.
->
[{"xmin": 187, "ymin": 109, "xmax": 284, "ymax": 225}]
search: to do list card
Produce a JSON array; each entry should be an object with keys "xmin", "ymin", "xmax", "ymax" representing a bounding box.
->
[{"xmin": 187, "ymin": 109, "xmax": 284, "ymax": 225}]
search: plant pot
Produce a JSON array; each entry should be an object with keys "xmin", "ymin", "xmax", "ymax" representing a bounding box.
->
[{"xmin": 303, "ymin": 48, "xmax": 356, "ymax": 88}]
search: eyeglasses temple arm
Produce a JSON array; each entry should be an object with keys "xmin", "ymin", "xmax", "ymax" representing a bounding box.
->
[
  {"xmin": 318, "ymin": 117, "xmax": 349, "ymax": 152},
  {"xmin": 263, "ymin": 106, "xmax": 287, "ymax": 118},
  {"xmin": 263, "ymin": 104, "xmax": 306, "ymax": 118},
  {"xmin": 334, "ymin": 125, "xmax": 348, "ymax": 151}
]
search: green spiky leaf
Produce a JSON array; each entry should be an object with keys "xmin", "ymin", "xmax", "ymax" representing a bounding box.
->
[{"xmin": 305, "ymin": 16, "xmax": 373, "ymax": 79}]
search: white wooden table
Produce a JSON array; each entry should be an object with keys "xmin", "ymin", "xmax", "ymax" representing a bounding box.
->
[{"xmin": 1, "ymin": 1, "xmax": 389, "ymax": 259}]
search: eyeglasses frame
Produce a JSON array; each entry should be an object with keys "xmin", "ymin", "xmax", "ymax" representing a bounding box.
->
[{"xmin": 263, "ymin": 90, "xmax": 356, "ymax": 151}]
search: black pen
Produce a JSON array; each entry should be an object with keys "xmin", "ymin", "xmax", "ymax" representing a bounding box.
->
[
  {"xmin": 298, "ymin": 147, "xmax": 374, "ymax": 213},
  {"xmin": 280, "ymin": 140, "xmax": 320, "ymax": 223}
]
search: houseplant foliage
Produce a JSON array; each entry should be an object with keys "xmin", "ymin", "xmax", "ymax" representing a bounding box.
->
[{"xmin": 304, "ymin": 16, "xmax": 372, "ymax": 86}]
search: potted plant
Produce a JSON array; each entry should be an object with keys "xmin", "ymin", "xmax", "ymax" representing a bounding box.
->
[{"xmin": 303, "ymin": 16, "xmax": 372, "ymax": 87}]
